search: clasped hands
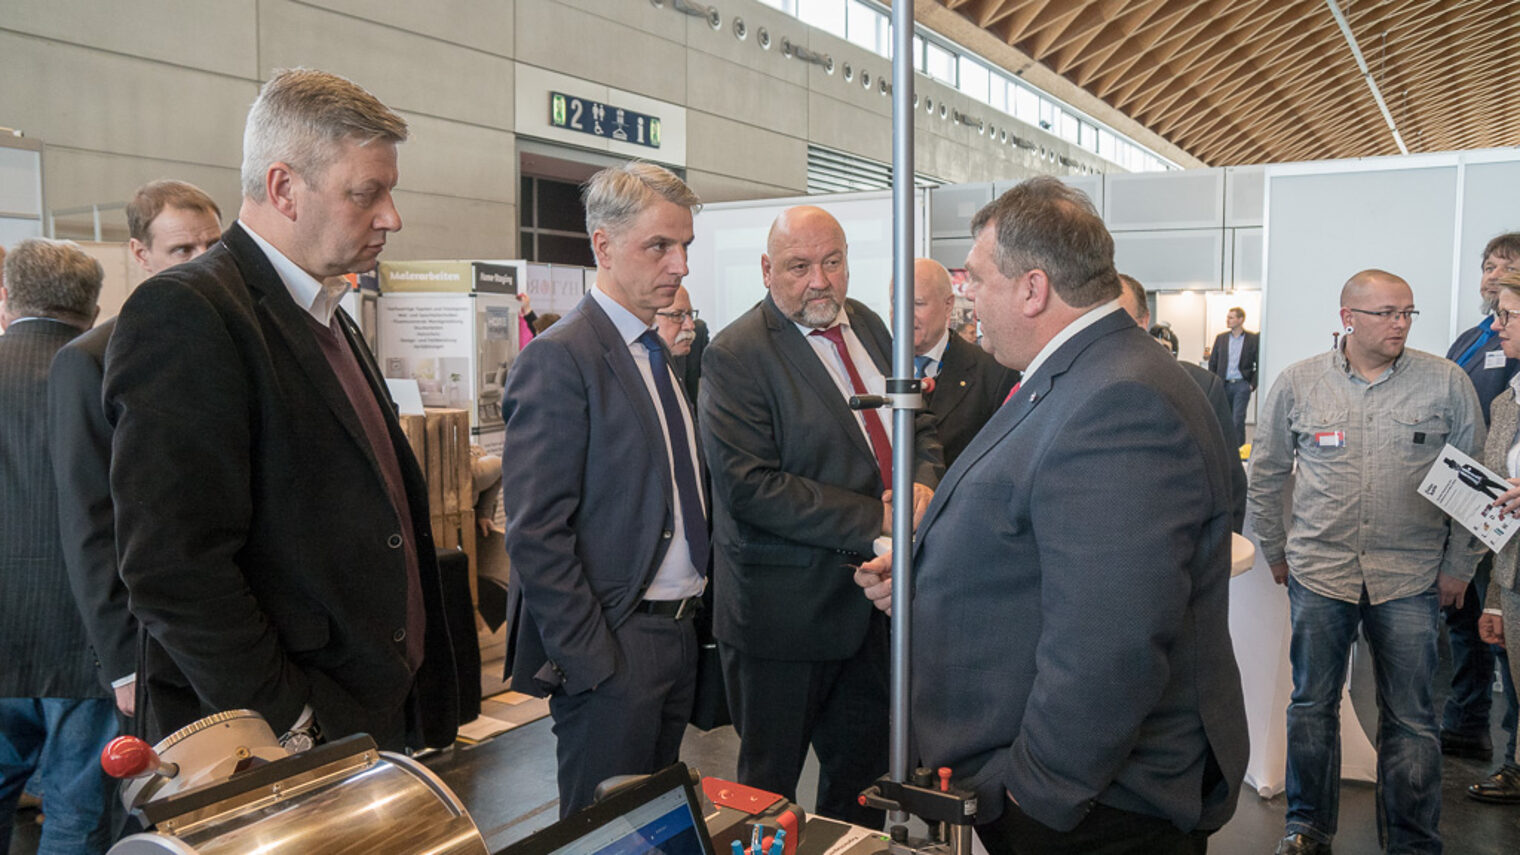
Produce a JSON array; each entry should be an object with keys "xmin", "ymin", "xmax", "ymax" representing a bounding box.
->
[{"xmin": 857, "ymin": 483, "xmax": 933, "ymax": 616}]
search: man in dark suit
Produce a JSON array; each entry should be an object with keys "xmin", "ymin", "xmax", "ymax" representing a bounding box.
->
[
  {"xmin": 700, "ymin": 206, "xmax": 943, "ymax": 825},
  {"xmin": 1208, "ymin": 305, "xmax": 1258, "ymax": 445},
  {"xmin": 501, "ymin": 162, "xmax": 707, "ymax": 818},
  {"xmin": 0, "ymin": 238, "xmax": 118, "ymax": 853},
  {"xmin": 49, "ymin": 180, "xmax": 223, "ymax": 729},
  {"xmin": 857, "ymin": 178, "xmax": 1247, "ymax": 853},
  {"xmin": 910, "ymin": 257, "xmax": 1017, "ymax": 466},
  {"xmin": 104, "ymin": 69, "xmax": 458, "ymax": 752},
  {"xmin": 1119, "ymin": 273, "xmax": 1247, "ymax": 533}
]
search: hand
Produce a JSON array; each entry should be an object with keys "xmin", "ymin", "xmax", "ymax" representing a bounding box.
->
[
  {"xmin": 881, "ymin": 484, "xmax": 935, "ymax": 534},
  {"xmin": 853, "ymin": 551, "xmax": 893, "ymax": 616},
  {"xmin": 113, "ymin": 680, "xmax": 136, "ymax": 717},
  {"xmin": 1437, "ymin": 572, "xmax": 1467, "ymax": 610},
  {"xmin": 1269, "ymin": 560, "xmax": 1290, "ymax": 586},
  {"xmin": 1479, "ymin": 612, "xmax": 1506, "ymax": 647},
  {"xmin": 515, "ymin": 292, "xmax": 532, "ymax": 313}
]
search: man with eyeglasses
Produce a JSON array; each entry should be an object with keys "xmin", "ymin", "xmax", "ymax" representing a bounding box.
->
[
  {"xmin": 653, "ymin": 286, "xmax": 705, "ymax": 403},
  {"xmin": 1441, "ymin": 233, "xmax": 1520, "ymax": 781},
  {"xmin": 1249, "ymin": 269, "xmax": 1485, "ymax": 855}
]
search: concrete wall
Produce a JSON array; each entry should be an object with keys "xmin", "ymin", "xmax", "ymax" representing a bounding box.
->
[{"xmin": 1, "ymin": 0, "xmax": 1113, "ymax": 260}]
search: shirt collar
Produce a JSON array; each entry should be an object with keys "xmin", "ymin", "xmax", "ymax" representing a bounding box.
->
[
  {"xmin": 238, "ymin": 221, "xmax": 350, "ymax": 325},
  {"xmin": 590, "ymin": 281, "xmax": 656, "ymax": 346},
  {"xmin": 1022, "ymin": 300, "xmax": 1124, "ymax": 383},
  {"xmin": 1332, "ymin": 343, "xmax": 1405, "ymax": 384},
  {"xmin": 922, "ymin": 329, "xmax": 950, "ymax": 364}
]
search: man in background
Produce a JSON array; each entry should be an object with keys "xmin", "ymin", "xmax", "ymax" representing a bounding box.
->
[
  {"xmin": 654, "ymin": 284, "xmax": 703, "ymax": 402},
  {"xmin": 911, "ymin": 257, "xmax": 1017, "ymax": 466},
  {"xmin": 502, "ymin": 162, "xmax": 707, "ymax": 817},
  {"xmin": 49, "ymin": 180, "xmax": 223, "ymax": 728},
  {"xmin": 1208, "ymin": 305, "xmax": 1258, "ymax": 446},
  {"xmin": 0, "ymin": 238, "xmax": 115, "ymax": 854},
  {"xmin": 1119, "ymin": 273, "xmax": 1246, "ymax": 532},
  {"xmin": 1249, "ymin": 269, "xmax": 1484, "ymax": 854},
  {"xmin": 701, "ymin": 205, "xmax": 943, "ymax": 825},
  {"xmin": 1443, "ymin": 233, "xmax": 1520, "ymax": 782}
]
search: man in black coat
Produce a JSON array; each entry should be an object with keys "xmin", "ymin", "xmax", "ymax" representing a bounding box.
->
[
  {"xmin": 0, "ymin": 238, "xmax": 118, "ymax": 853},
  {"xmin": 910, "ymin": 257, "xmax": 1018, "ymax": 466},
  {"xmin": 49, "ymin": 179, "xmax": 223, "ymax": 729},
  {"xmin": 105, "ymin": 69, "xmax": 458, "ymax": 751},
  {"xmin": 700, "ymin": 206, "xmax": 943, "ymax": 825}
]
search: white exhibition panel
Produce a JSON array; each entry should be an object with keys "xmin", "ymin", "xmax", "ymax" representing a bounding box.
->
[
  {"xmin": 1261, "ymin": 158, "xmax": 1459, "ymax": 396},
  {"xmin": 1104, "ymin": 167, "xmax": 1224, "ymax": 231},
  {"xmin": 1225, "ymin": 165, "xmax": 1265, "ymax": 228},
  {"xmin": 1113, "ymin": 229, "xmax": 1224, "ymax": 292},
  {"xmin": 929, "ymin": 182, "xmax": 991, "ymax": 239},
  {"xmin": 687, "ymin": 189, "xmax": 927, "ymax": 335},
  {"xmin": 1453, "ymin": 155, "xmax": 1520, "ymax": 335}
]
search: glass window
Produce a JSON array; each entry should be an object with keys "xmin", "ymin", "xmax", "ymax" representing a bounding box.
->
[
  {"xmin": 797, "ymin": 0, "xmax": 846, "ymax": 38},
  {"xmin": 1012, "ymin": 84, "xmax": 1039, "ymax": 123},
  {"xmin": 846, "ymin": 1, "xmax": 885, "ymax": 55},
  {"xmin": 913, "ymin": 35, "xmax": 925, "ymax": 72},
  {"xmin": 925, "ymin": 40, "xmax": 956, "ymax": 85},
  {"xmin": 987, "ymin": 77, "xmax": 1008, "ymax": 112},
  {"xmin": 1058, "ymin": 111, "xmax": 1079, "ymax": 143},
  {"xmin": 958, "ymin": 58, "xmax": 989, "ymax": 104}
]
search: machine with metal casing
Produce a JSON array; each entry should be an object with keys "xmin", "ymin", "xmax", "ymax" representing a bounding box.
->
[{"xmin": 101, "ymin": 710, "xmax": 489, "ymax": 854}]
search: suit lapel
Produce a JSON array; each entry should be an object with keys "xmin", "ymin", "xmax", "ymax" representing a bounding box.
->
[
  {"xmin": 224, "ymin": 225, "xmax": 389, "ymax": 487},
  {"xmin": 928, "ymin": 334, "xmax": 974, "ymax": 417},
  {"xmin": 914, "ymin": 309, "xmax": 1131, "ymax": 544},
  {"xmin": 765, "ymin": 297, "xmax": 875, "ymax": 463},
  {"xmin": 579, "ymin": 294, "xmax": 676, "ymax": 512}
]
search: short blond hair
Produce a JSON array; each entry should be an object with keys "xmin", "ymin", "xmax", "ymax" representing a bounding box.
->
[{"xmin": 241, "ymin": 68, "xmax": 407, "ymax": 201}]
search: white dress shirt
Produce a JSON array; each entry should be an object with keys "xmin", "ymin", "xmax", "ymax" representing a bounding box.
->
[
  {"xmin": 795, "ymin": 307, "xmax": 890, "ymax": 452},
  {"xmin": 590, "ymin": 286, "xmax": 706, "ymax": 601}
]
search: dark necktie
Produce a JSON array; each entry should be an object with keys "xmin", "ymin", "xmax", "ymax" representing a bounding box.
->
[
  {"xmin": 638, "ymin": 330, "xmax": 709, "ymax": 574},
  {"xmin": 811, "ymin": 325, "xmax": 893, "ymax": 485}
]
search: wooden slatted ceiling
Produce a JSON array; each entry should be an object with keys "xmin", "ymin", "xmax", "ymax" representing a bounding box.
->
[{"xmin": 934, "ymin": 0, "xmax": 1520, "ymax": 166}]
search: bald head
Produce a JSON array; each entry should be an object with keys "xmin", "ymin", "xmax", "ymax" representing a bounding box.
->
[
  {"xmin": 912, "ymin": 258, "xmax": 954, "ymax": 354},
  {"xmin": 767, "ymin": 206, "xmax": 846, "ymax": 257},
  {"xmin": 1340, "ymin": 269, "xmax": 1410, "ymax": 306},
  {"xmin": 763, "ymin": 205, "xmax": 850, "ymax": 328}
]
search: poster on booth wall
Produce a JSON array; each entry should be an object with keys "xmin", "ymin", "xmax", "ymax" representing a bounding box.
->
[
  {"xmin": 378, "ymin": 294, "xmax": 477, "ymax": 413},
  {"xmin": 474, "ymin": 293, "xmax": 519, "ymax": 430}
]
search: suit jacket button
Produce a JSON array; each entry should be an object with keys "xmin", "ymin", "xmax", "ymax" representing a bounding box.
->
[
  {"xmin": 662, "ymin": 530, "xmax": 673, "ymax": 539},
  {"xmin": 387, "ymin": 533, "xmax": 403, "ymax": 549},
  {"xmin": 393, "ymin": 628, "xmax": 406, "ymax": 643}
]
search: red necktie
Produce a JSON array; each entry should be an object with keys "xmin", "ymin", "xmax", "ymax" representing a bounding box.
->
[
  {"xmin": 812, "ymin": 325, "xmax": 893, "ymax": 486},
  {"xmin": 1003, "ymin": 381, "xmax": 1022, "ymax": 406}
]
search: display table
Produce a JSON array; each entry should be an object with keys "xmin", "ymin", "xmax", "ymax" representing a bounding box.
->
[{"xmin": 1230, "ymin": 512, "xmax": 1377, "ymax": 797}]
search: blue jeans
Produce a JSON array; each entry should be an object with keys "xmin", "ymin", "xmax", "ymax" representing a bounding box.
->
[
  {"xmin": 1285, "ymin": 578, "xmax": 1442, "ymax": 854},
  {"xmin": 1223, "ymin": 379, "xmax": 1251, "ymax": 446},
  {"xmin": 0, "ymin": 697, "xmax": 119, "ymax": 855}
]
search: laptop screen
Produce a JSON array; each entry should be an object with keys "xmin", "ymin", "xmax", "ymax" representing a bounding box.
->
[{"xmin": 496, "ymin": 764, "xmax": 715, "ymax": 855}]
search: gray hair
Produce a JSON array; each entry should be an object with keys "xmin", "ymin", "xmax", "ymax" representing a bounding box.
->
[
  {"xmin": 583, "ymin": 161, "xmax": 701, "ymax": 244},
  {"xmin": 240, "ymin": 68, "xmax": 408, "ymax": 201},
  {"xmin": 970, "ymin": 176, "xmax": 1119, "ymax": 308},
  {"xmin": 3, "ymin": 238, "xmax": 103, "ymax": 324}
]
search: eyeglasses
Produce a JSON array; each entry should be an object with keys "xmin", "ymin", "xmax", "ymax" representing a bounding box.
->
[
  {"xmin": 1348, "ymin": 307, "xmax": 1419, "ymax": 323},
  {"xmin": 655, "ymin": 309, "xmax": 699, "ymax": 322},
  {"xmin": 1497, "ymin": 309, "xmax": 1520, "ymax": 327}
]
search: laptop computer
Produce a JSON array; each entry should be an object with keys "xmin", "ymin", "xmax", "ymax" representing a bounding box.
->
[{"xmin": 495, "ymin": 763, "xmax": 718, "ymax": 855}]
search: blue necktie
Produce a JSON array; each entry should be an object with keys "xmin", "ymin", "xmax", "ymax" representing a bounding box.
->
[
  {"xmin": 638, "ymin": 330, "xmax": 709, "ymax": 574},
  {"xmin": 914, "ymin": 354, "xmax": 932, "ymax": 379}
]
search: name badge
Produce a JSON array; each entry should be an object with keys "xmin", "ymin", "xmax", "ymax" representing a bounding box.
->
[
  {"xmin": 1315, "ymin": 431, "xmax": 1346, "ymax": 448},
  {"xmin": 1486, "ymin": 350, "xmax": 1507, "ymax": 370}
]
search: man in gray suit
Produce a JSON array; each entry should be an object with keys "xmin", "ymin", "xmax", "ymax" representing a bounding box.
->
[
  {"xmin": 502, "ymin": 162, "xmax": 706, "ymax": 818},
  {"xmin": 49, "ymin": 180, "xmax": 223, "ymax": 728},
  {"xmin": 700, "ymin": 206, "xmax": 943, "ymax": 825},
  {"xmin": 857, "ymin": 178, "xmax": 1247, "ymax": 853},
  {"xmin": 0, "ymin": 238, "xmax": 116, "ymax": 854}
]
